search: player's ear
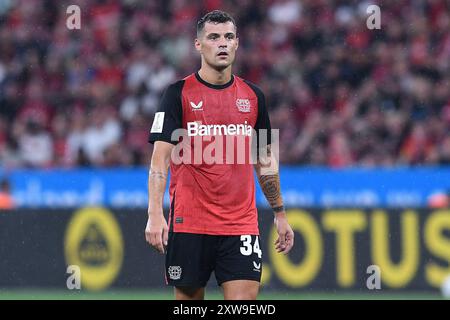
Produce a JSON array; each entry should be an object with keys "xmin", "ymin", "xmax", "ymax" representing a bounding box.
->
[
  {"xmin": 195, "ymin": 38, "xmax": 202, "ymax": 54},
  {"xmin": 235, "ymin": 37, "xmax": 239, "ymax": 50}
]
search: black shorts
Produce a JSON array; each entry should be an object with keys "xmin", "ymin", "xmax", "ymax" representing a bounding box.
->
[{"xmin": 165, "ymin": 232, "xmax": 263, "ymax": 287}]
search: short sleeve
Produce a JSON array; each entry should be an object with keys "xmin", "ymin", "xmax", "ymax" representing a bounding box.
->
[
  {"xmin": 148, "ymin": 80, "xmax": 184, "ymax": 145},
  {"xmin": 244, "ymin": 80, "xmax": 272, "ymax": 149}
]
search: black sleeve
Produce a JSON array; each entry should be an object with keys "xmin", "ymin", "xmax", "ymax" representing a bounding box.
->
[
  {"xmin": 148, "ymin": 80, "xmax": 184, "ymax": 145},
  {"xmin": 244, "ymin": 80, "xmax": 272, "ymax": 149}
]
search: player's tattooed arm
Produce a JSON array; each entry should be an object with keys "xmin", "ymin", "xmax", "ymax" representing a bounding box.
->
[
  {"xmin": 254, "ymin": 145, "xmax": 285, "ymax": 213},
  {"xmin": 148, "ymin": 169, "xmax": 167, "ymax": 200},
  {"xmin": 146, "ymin": 141, "xmax": 173, "ymax": 254},
  {"xmin": 255, "ymin": 144, "xmax": 294, "ymax": 254},
  {"xmin": 258, "ymin": 174, "xmax": 284, "ymax": 213},
  {"xmin": 147, "ymin": 141, "xmax": 173, "ymax": 215},
  {"xmin": 148, "ymin": 170, "xmax": 167, "ymax": 180},
  {"xmin": 148, "ymin": 169, "xmax": 168, "ymax": 215}
]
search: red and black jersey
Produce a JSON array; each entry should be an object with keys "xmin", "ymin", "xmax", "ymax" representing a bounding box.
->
[{"xmin": 149, "ymin": 72, "xmax": 271, "ymax": 235}]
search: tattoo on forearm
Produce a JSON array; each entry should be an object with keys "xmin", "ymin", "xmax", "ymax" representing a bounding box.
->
[
  {"xmin": 149, "ymin": 170, "xmax": 167, "ymax": 180},
  {"xmin": 148, "ymin": 170, "xmax": 167, "ymax": 209},
  {"xmin": 258, "ymin": 174, "xmax": 283, "ymax": 208}
]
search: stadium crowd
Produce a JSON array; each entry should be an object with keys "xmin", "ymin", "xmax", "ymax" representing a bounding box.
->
[{"xmin": 0, "ymin": 0, "xmax": 449, "ymax": 168}]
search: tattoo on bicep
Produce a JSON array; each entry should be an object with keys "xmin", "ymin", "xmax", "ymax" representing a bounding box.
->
[
  {"xmin": 266, "ymin": 145, "xmax": 272, "ymax": 157},
  {"xmin": 258, "ymin": 145, "xmax": 272, "ymax": 167},
  {"xmin": 258, "ymin": 174, "xmax": 281, "ymax": 207}
]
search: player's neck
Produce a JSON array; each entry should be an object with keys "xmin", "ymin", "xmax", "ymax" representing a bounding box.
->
[{"xmin": 197, "ymin": 67, "xmax": 232, "ymax": 86}]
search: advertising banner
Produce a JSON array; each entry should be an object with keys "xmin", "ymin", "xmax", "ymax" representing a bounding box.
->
[
  {"xmin": 2, "ymin": 168, "xmax": 450, "ymax": 208},
  {"xmin": 1, "ymin": 208, "xmax": 449, "ymax": 292}
]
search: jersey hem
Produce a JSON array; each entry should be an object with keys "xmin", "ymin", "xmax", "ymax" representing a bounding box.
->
[{"xmin": 172, "ymin": 228, "xmax": 260, "ymax": 236}]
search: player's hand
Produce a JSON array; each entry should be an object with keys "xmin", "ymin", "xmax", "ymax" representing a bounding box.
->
[
  {"xmin": 145, "ymin": 213, "xmax": 169, "ymax": 254},
  {"xmin": 274, "ymin": 212, "xmax": 294, "ymax": 254}
]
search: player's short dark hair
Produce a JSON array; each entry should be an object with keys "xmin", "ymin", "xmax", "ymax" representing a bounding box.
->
[{"xmin": 197, "ymin": 10, "xmax": 236, "ymax": 37}]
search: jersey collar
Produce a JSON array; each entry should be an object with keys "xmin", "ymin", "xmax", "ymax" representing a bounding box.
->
[{"xmin": 195, "ymin": 72, "xmax": 234, "ymax": 90}]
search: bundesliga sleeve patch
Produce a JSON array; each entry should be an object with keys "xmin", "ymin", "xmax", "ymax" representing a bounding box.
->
[{"xmin": 151, "ymin": 112, "xmax": 165, "ymax": 133}]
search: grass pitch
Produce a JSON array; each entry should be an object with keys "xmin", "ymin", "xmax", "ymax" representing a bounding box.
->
[{"xmin": 0, "ymin": 289, "xmax": 444, "ymax": 300}]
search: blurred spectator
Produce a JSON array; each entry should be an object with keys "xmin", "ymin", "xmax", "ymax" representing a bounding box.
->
[
  {"xmin": 18, "ymin": 121, "xmax": 53, "ymax": 167},
  {"xmin": 0, "ymin": 0, "xmax": 449, "ymax": 168},
  {"xmin": 0, "ymin": 178, "xmax": 14, "ymax": 210},
  {"xmin": 428, "ymin": 191, "xmax": 450, "ymax": 208},
  {"xmin": 79, "ymin": 106, "xmax": 122, "ymax": 166}
]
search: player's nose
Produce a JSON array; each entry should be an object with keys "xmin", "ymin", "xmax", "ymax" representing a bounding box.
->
[{"xmin": 218, "ymin": 36, "xmax": 228, "ymax": 47}]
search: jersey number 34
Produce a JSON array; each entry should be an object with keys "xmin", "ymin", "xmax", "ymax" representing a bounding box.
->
[{"xmin": 240, "ymin": 235, "xmax": 262, "ymax": 258}]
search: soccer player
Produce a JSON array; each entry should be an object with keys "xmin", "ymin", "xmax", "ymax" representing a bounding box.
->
[{"xmin": 146, "ymin": 10, "xmax": 294, "ymax": 300}]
